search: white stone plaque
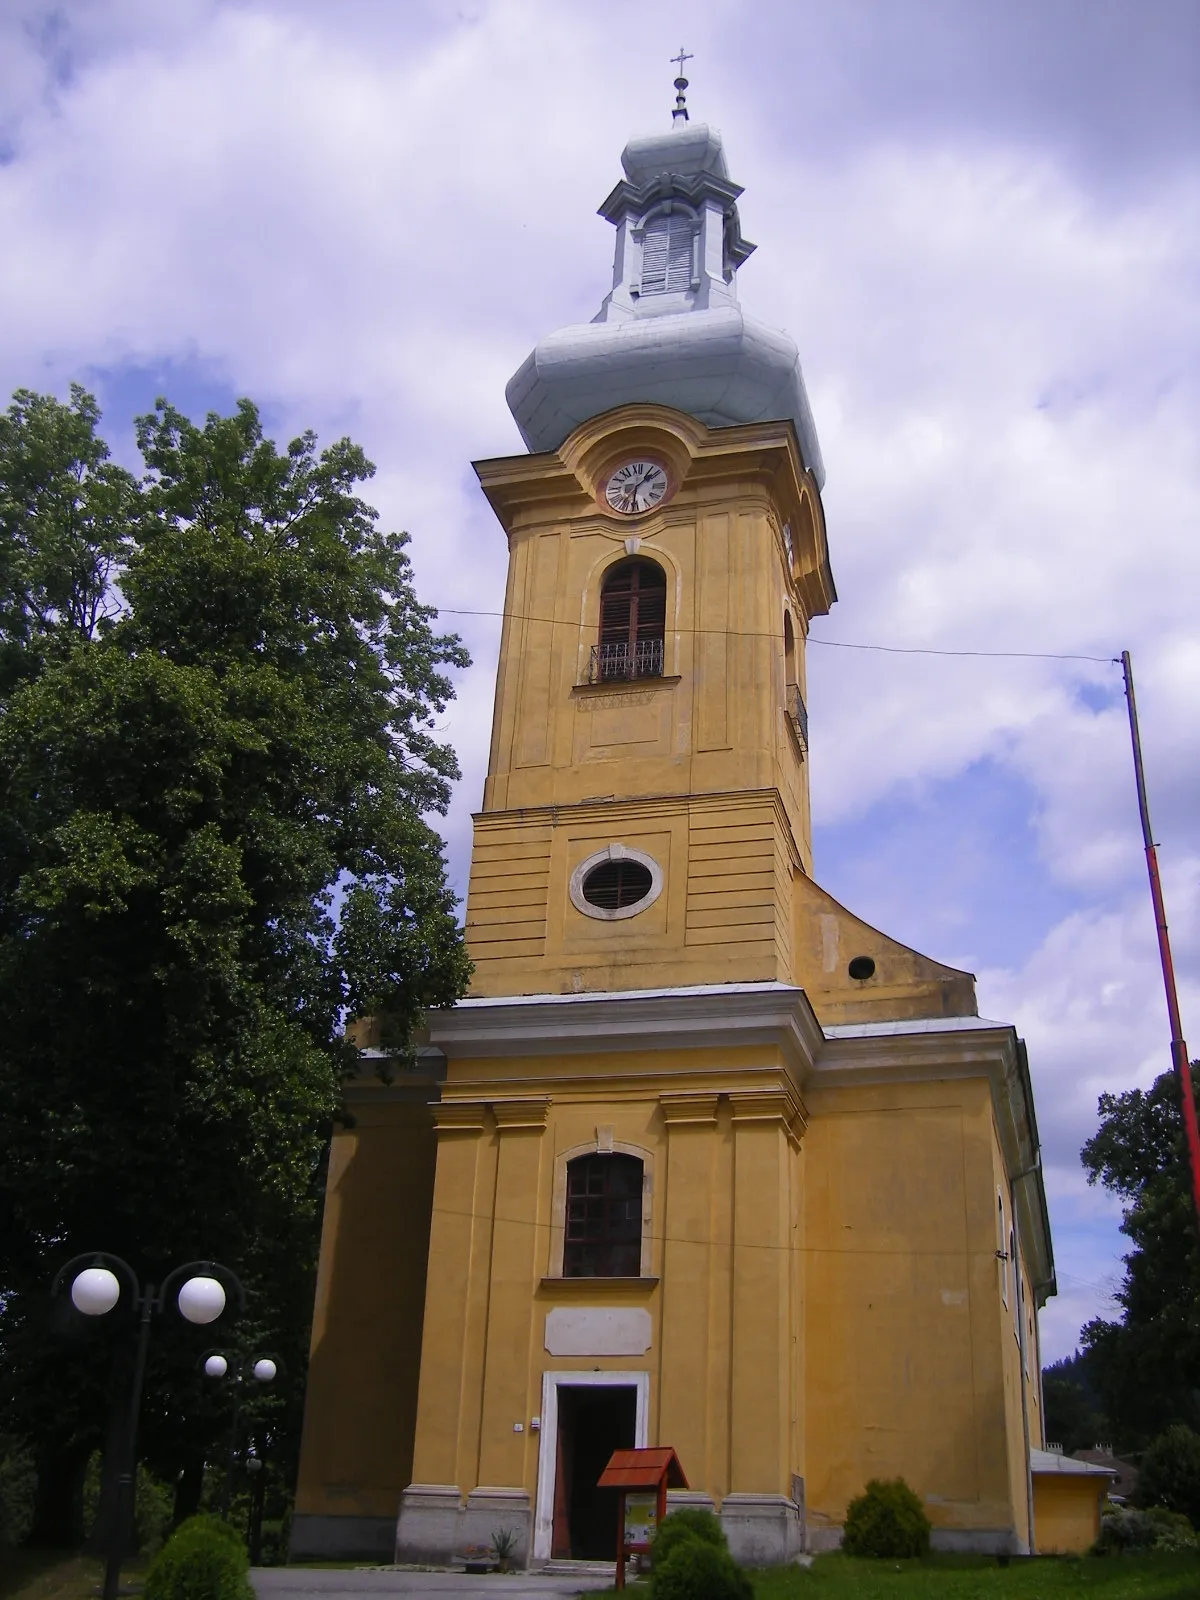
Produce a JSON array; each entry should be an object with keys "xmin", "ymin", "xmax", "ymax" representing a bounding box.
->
[{"xmin": 544, "ymin": 1306, "xmax": 652, "ymax": 1357}]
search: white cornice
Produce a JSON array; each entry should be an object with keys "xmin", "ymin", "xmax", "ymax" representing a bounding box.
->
[
  {"xmin": 427, "ymin": 981, "xmax": 825, "ymax": 1079},
  {"xmin": 822, "ymin": 1015, "xmax": 1007, "ymax": 1038},
  {"xmin": 813, "ymin": 1021, "xmax": 1019, "ymax": 1086}
]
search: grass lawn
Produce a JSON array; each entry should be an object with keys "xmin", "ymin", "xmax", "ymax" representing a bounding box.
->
[
  {"xmin": 602, "ymin": 1554, "xmax": 1200, "ymax": 1600},
  {"xmin": 755, "ymin": 1554, "xmax": 1200, "ymax": 1599},
  {"xmin": 0, "ymin": 1551, "xmax": 149, "ymax": 1600},
  {"xmin": 1, "ymin": 1552, "xmax": 101, "ymax": 1600}
]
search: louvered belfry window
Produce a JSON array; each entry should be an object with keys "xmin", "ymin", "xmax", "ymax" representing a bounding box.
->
[
  {"xmin": 593, "ymin": 558, "xmax": 666, "ymax": 682},
  {"xmin": 564, "ymin": 1153, "xmax": 644, "ymax": 1277},
  {"xmin": 581, "ymin": 857, "xmax": 654, "ymax": 911},
  {"xmin": 639, "ymin": 212, "xmax": 694, "ymax": 295}
]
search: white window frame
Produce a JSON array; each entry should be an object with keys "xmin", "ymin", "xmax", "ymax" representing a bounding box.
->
[{"xmin": 532, "ymin": 1370, "xmax": 650, "ymax": 1561}]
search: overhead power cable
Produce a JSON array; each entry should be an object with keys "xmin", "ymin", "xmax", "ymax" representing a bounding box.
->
[
  {"xmin": 421, "ymin": 1196, "xmax": 1040, "ymax": 1267},
  {"xmin": 429, "ymin": 605, "xmax": 1115, "ymax": 667}
]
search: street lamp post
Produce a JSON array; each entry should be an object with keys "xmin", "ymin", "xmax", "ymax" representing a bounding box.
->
[
  {"xmin": 200, "ymin": 1352, "xmax": 277, "ymax": 1521},
  {"xmin": 53, "ymin": 1252, "xmax": 244, "ymax": 1600},
  {"xmin": 245, "ymin": 1449, "xmax": 267, "ymax": 1567}
]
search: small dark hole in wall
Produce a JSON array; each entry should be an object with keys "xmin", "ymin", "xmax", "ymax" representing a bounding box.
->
[{"xmin": 847, "ymin": 955, "xmax": 876, "ymax": 981}]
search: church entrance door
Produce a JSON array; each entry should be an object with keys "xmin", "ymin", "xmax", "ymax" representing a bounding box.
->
[{"xmin": 551, "ymin": 1385, "xmax": 637, "ymax": 1559}]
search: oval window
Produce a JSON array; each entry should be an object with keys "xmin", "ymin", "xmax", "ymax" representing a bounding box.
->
[
  {"xmin": 582, "ymin": 858, "xmax": 653, "ymax": 911},
  {"xmin": 569, "ymin": 845, "xmax": 664, "ymax": 922}
]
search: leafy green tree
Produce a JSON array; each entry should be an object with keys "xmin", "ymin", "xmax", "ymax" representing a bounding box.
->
[
  {"xmin": 1135, "ymin": 1424, "xmax": 1200, "ymax": 1527},
  {"xmin": 1041, "ymin": 1353, "xmax": 1108, "ymax": 1454},
  {"xmin": 1080, "ymin": 1065, "xmax": 1200, "ymax": 1450},
  {"xmin": 0, "ymin": 391, "xmax": 470, "ymax": 1543},
  {"xmin": 0, "ymin": 385, "xmax": 139, "ymax": 688}
]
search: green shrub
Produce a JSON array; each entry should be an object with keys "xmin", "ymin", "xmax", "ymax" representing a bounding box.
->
[
  {"xmin": 1135, "ymin": 1423, "xmax": 1200, "ymax": 1527},
  {"xmin": 842, "ymin": 1477, "xmax": 931, "ymax": 1559},
  {"xmin": 1090, "ymin": 1505, "xmax": 1195, "ymax": 1554},
  {"xmin": 137, "ymin": 1465, "xmax": 174, "ymax": 1554},
  {"xmin": 1094, "ymin": 1506, "xmax": 1159, "ymax": 1554},
  {"xmin": 144, "ymin": 1514, "xmax": 252, "ymax": 1600},
  {"xmin": 650, "ymin": 1506, "xmax": 728, "ymax": 1571},
  {"xmin": 653, "ymin": 1537, "xmax": 751, "ymax": 1600},
  {"xmin": 0, "ymin": 1434, "xmax": 35, "ymax": 1549},
  {"xmin": 256, "ymin": 1510, "xmax": 291, "ymax": 1566},
  {"xmin": 82, "ymin": 1454, "xmax": 175, "ymax": 1554},
  {"xmin": 176, "ymin": 1513, "xmax": 244, "ymax": 1546},
  {"xmin": 1146, "ymin": 1506, "xmax": 1198, "ymax": 1552}
]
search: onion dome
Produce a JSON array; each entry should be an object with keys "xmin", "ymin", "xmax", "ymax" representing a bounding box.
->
[{"xmin": 506, "ymin": 118, "xmax": 824, "ymax": 486}]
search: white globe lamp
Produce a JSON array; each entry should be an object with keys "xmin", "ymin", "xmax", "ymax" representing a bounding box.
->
[
  {"xmin": 204, "ymin": 1354, "xmax": 229, "ymax": 1378},
  {"xmin": 177, "ymin": 1276, "xmax": 226, "ymax": 1325},
  {"xmin": 70, "ymin": 1267, "xmax": 121, "ymax": 1316},
  {"xmin": 252, "ymin": 1359, "xmax": 277, "ymax": 1383}
]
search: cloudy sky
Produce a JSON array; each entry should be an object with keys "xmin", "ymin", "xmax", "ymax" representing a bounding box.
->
[{"xmin": 3, "ymin": 0, "xmax": 1198, "ymax": 1365}]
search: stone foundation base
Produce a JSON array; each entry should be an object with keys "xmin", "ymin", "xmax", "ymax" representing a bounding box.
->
[
  {"xmin": 931, "ymin": 1526, "xmax": 1022, "ymax": 1556},
  {"xmin": 459, "ymin": 1487, "xmax": 532, "ymax": 1567},
  {"xmin": 394, "ymin": 1483, "xmax": 532, "ymax": 1568},
  {"xmin": 720, "ymin": 1493, "xmax": 804, "ymax": 1566},
  {"xmin": 803, "ymin": 1523, "xmax": 1021, "ymax": 1556},
  {"xmin": 288, "ymin": 1512, "xmax": 394, "ymax": 1561},
  {"xmin": 395, "ymin": 1483, "xmax": 462, "ymax": 1565},
  {"xmin": 666, "ymin": 1489, "xmax": 716, "ymax": 1515}
]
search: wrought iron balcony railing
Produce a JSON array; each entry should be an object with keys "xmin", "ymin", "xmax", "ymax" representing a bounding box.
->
[
  {"xmin": 588, "ymin": 638, "xmax": 665, "ymax": 684},
  {"xmin": 787, "ymin": 682, "xmax": 809, "ymax": 755}
]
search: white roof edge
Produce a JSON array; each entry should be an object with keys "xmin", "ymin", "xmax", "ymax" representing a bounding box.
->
[
  {"xmin": 446, "ymin": 981, "xmax": 804, "ymax": 1010},
  {"xmin": 1030, "ymin": 1449, "xmax": 1117, "ymax": 1477},
  {"xmin": 440, "ymin": 991, "xmax": 1009, "ymax": 1041},
  {"xmin": 822, "ymin": 1015, "xmax": 1010, "ymax": 1039}
]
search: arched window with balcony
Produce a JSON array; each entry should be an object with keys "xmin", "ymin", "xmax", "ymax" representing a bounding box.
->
[
  {"xmin": 564, "ymin": 1152, "xmax": 644, "ymax": 1277},
  {"xmin": 783, "ymin": 611, "xmax": 807, "ymax": 754},
  {"xmin": 590, "ymin": 558, "xmax": 666, "ymax": 683}
]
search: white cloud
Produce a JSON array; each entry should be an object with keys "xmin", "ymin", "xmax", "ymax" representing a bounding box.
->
[
  {"xmin": 1, "ymin": 0, "xmax": 1197, "ymax": 1361},
  {"xmin": 978, "ymin": 869, "xmax": 1200, "ymax": 1359}
]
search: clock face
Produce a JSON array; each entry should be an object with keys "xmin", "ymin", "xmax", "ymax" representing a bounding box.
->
[{"xmin": 604, "ymin": 459, "xmax": 669, "ymax": 515}]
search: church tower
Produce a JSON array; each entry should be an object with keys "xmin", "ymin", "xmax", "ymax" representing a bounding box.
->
[{"xmin": 293, "ymin": 97, "xmax": 1055, "ymax": 1567}]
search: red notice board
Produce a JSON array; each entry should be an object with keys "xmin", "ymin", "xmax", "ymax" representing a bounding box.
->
[{"xmin": 597, "ymin": 1447, "xmax": 689, "ymax": 1590}]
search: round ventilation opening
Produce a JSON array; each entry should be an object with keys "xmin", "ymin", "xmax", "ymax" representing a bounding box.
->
[
  {"xmin": 581, "ymin": 858, "xmax": 654, "ymax": 912},
  {"xmin": 848, "ymin": 955, "xmax": 876, "ymax": 981}
]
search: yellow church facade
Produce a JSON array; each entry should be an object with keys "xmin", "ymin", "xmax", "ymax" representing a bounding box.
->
[{"xmin": 292, "ymin": 106, "xmax": 1054, "ymax": 1566}]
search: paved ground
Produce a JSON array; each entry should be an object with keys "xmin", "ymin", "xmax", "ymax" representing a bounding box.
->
[{"xmin": 251, "ymin": 1568, "xmax": 615, "ymax": 1600}]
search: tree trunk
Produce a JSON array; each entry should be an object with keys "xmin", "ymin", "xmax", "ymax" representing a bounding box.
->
[
  {"xmin": 248, "ymin": 1466, "xmax": 266, "ymax": 1566},
  {"xmin": 84, "ymin": 1334, "xmax": 135, "ymax": 1556},
  {"xmin": 29, "ymin": 1436, "xmax": 92, "ymax": 1548},
  {"xmin": 173, "ymin": 1456, "xmax": 205, "ymax": 1526}
]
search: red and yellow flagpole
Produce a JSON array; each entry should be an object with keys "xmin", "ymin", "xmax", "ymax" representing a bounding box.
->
[{"xmin": 1120, "ymin": 650, "xmax": 1200, "ymax": 1230}]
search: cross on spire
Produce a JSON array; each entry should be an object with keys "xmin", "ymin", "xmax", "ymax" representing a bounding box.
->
[{"xmin": 671, "ymin": 48, "xmax": 692, "ymax": 123}]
